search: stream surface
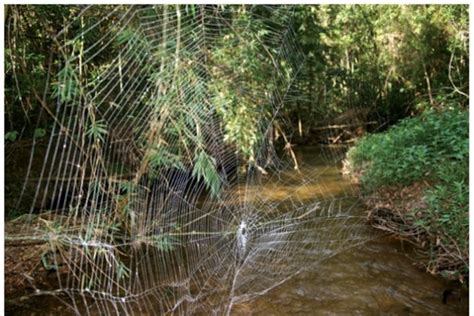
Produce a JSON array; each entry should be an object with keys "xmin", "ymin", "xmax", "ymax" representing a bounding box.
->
[
  {"xmin": 7, "ymin": 146, "xmax": 468, "ymax": 315},
  {"xmin": 232, "ymin": 146, "xmax": 468, "ymax": 315}
]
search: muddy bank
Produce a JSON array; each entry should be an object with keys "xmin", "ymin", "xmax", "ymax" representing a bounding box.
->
[
  {"xmin": 353, "ymin": 179, "xmax": 468, "ymax": 284},
  {"xmin": 5, "ymin": 229, "xmax": 50, "ymax": 300}
]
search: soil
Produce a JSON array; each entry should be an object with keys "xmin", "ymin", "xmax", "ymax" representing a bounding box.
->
[
  {"xmin": 353, "ymin": 180, "xmax": 468, "ymax": 284},
  {"xmin": 4, "ymin": 218, "xmax": 67, "ymax": 302}
]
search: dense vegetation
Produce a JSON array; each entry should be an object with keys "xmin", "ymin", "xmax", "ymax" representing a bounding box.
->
[
  {"xmin": 4, "ymin": 5, "xmax": 469, "ymax": 279},
  {"xmin": 5, "ymin": 5, "xmax": 469, "ymax": 145},
  {"xmin": 346, "ymin": 109, "xmax": 468, "ymax": 280},
  {"xmin": 347, "ymin": 109, "xmax": 468, "ymax": 191}
]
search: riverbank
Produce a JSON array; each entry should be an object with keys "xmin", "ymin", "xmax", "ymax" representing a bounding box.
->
[
  {"xmin": 4, "ymin": 215, "xmax": 66, "ymax": 303},
  {"xmin": 4, "ymin": 146, "xmax": 469, "ymax": 314},
  {"xmin": 344, "ymin": 109, "xmax": 469, "ymax": 284}
]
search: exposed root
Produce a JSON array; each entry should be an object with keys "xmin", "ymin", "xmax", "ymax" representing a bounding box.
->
[{"xmin": 364, "ymin": 182, "xmax": 468, "ymax": 284}]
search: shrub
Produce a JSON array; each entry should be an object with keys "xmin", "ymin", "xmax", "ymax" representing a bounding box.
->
[
  {"xmin": 347, "ymin": 108, "xmax": 468, "ymax": 279},
  {"xmin": 347, "ymin": 109, "xmax": 468, "ymax": 191}
]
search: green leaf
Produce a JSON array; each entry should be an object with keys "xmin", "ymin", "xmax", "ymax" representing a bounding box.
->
[
  {"xmin": 86, "ymin": 119, "xmax": 108, "ymax": 143},
  {"xmin": 34, "ymin": 128, "xmax": 47, "ymax": 139},
  {"xmin": 193, "ymin": 150, "xmax": 221, "ymax": 197},
  {"xmin": 147, "ymin": 145, "xmax": 185, "ymax": 171},
  {"xmin": 5, "ymin": 131, "xmax": 18, "ymax": 142}
]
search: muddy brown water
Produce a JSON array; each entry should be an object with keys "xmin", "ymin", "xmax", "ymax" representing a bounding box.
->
[
  {"xmin": 6, "ymin": 146, "xmax": 468, "ymax": 315},
  {"xmin": 231, "ymin": 146, "xmax": 468, "ymax": 315}
]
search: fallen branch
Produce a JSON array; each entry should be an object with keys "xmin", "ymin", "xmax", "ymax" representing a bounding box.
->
[{"xmin": 312, "ymin": 121, "xmax": 377, "ymax": 131}]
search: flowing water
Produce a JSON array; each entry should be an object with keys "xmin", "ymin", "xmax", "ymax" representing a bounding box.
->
[
  {"xmin": 232, "ymin": 146, "xmax": 468, "ymax": 315},
  {"xmin": 6, "ymin": 146, "xmax": 468, "ymax": 315}
]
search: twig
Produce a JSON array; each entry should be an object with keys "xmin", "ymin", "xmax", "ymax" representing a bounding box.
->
[
  {"xmin": 312, "ymin": 121, "xmax": 378, "ymax": 131},
  {"xmin": 448, "ymin": 51, "xmax": 469, "ymax": 99}
]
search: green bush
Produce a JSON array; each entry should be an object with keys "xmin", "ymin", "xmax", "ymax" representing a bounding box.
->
[
  {"xmin": 422, "ymin": 159, "xmax": 469, "ymax": 272},
  {"xmin": 347, "ymin": 108, "xmax": 469, "ymax": 277},
  {"xmin": 347, "ymin": 108, "xmax": 468, "ymax": 191}
]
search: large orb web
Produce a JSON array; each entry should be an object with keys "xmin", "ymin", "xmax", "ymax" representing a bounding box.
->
[{"xmin": 8, "ymin": 5, "xmax": 374, "ymax": 315}]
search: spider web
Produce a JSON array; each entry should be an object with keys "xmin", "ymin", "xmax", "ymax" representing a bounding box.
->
[{"xmin": 9, "ymin": 5, "xmax": 373, "ymax": 315}]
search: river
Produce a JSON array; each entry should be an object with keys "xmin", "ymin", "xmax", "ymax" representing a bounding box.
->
[
  {"xmin": 6, "ymin": 146, "xmax": 468, "ymax": 315},
  {"xmin": 232, "ymin": 146, "xmax": 468, "ymax": 315}
]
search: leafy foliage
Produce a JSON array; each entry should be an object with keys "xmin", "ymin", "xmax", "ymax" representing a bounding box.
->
[
  {"xmin": 290, "ymin": 5, "xmax": 468, "ymax": 132},
  {"xmin": 146, "ymin": 145, "xmax": 185, "ymax": 172},
  {"xmin": 418, "ymin": 159, "xmax": 469, "ymax": 275},
  {"xmin": 209, "ymin": 7, "xmax": 280, "ymax": 159},
  {"xmin": 5, "ymin": 4, "xmax": 469, "ymax": 153},
  {"xmin": 347, "ymin": 108, "xmax": 468, "ymax": 191},
  {"xmin": 51, "ymin": 61, "xmax": 80, "ymax": 103},
  {"xmin": 86, "ymin": 119, "xmax": 108, "ymax": 143},
  {"xmin": 193, "ymin": 150, "xmax": 221, "ymax": 197},
  {"xmin": 5, "ymin": 131, "xmax": 19, "ymax": 142},
  {"xmin": 347, "ymin": 107, "xmax": 468, "ymax": 278}
]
